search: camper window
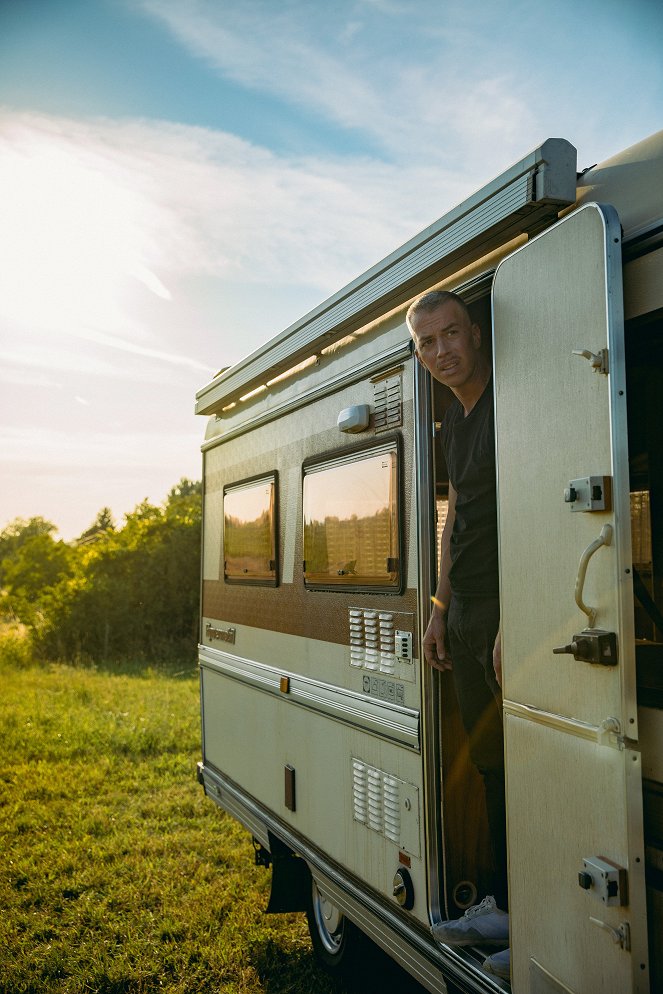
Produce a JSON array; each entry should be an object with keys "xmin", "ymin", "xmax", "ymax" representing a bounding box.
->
[
  {"xmin": 302, "ymin": 440, "xmax": 401, "ymax": 592},
  {"xmin": 223, "ymin": 474, "xmax": 278, "ymax": 585}
]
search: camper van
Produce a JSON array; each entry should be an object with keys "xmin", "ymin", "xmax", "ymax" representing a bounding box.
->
[{"xmin": 195, "ymin": 131, "xmax": 662, "ymax": 994}]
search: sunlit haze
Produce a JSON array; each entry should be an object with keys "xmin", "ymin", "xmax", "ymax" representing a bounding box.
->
[{"xmin": 1, "ymin": 0, "xmax": 661, "ymax": 539}]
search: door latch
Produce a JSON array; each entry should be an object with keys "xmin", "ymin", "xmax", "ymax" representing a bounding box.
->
[
  {"xmin": 553, "ymin": 629, "xmax": 618, "ymax": 665},
  {"xmin": 564, "ymin": 475, "xmax": 612, "ymax": 512},
  {"xmin": 589, "ymin": 917, "xmax": 631, "ymax": 951},
  {"xmin": 578, "ymin": 855, "xmax": 628, "ymax": 906}
]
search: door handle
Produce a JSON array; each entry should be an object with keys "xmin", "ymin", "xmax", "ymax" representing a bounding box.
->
[{"xmin": 574, "ymin": 524, "xmax": 612, "ymax": 628}]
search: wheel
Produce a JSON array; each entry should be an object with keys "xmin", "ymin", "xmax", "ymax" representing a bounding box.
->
[
  {"xmin": 306, "ymin": 877, "xmax": 362, "ymax": 974},
  {"xmin": 305, "ymin": 877, "xmax": 427, "ymax": 991}
]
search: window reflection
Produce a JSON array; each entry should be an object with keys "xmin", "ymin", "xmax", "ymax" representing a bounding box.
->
[
  {"xmin": 224, "ymin": 476, "xmax": 277, "ymax": 584},
  {"xmin": 303, "ymin": 445, "xmax": 400, "ymax": 589}
]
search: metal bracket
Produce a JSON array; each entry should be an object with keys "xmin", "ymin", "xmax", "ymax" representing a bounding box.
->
[
  {"xmin": 573, "ymin": 347, "xmax": 609, "ymax": 374},
  {"xmin": 589, "ymin": 917, "xmax": 631, "ymax": 951}
]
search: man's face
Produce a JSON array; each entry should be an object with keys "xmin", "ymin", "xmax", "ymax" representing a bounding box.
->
[{"xmin": 410, "ymin": 300, "xmax": 482, "ymax": 391}]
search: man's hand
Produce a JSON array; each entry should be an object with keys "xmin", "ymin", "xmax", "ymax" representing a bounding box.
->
[
  {"xmin": 423, "ymin": 610, "xmax": 452, "ymax": 672},
  {"xmin": 493, "ymin": 629, "xmax": 502, "ymax": 687}
]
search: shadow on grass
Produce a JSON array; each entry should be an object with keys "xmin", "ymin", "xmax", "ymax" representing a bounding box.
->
[{"xmin": 250, "ymin": 936, "xmax": 427, "ymax": 994}]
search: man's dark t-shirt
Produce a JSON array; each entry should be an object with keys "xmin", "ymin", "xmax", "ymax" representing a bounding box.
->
[{"xmin": 439, "ymin": 378, "xmax": 499, "ymax": 598}]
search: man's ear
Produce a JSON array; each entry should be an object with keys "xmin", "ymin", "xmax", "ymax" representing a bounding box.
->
[
  {"xmin": 413, "ymin": 348, "xmax": 423, "ymax": 367},
  {"xmin": 471, "ymin": 323, "xmax": 482, "ymax": 350}
]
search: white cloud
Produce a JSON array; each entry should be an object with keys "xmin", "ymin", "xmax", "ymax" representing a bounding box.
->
[
  {"xmin": 0, "ymin": 367, "xmax": 63, "ymax": 389},
  {"xmin": 78, "ymin": 329, "xmax": 213, "ymax": 374},
  {"xmin": 0, "ymin": 425, "xmax": 200, "ymax": 469},
  {"xmin": 138, "ymin": 0, "xmax": 662, "ymax": 173},
  {"xmin": 137, "ymin": 0, "xmax": 540, "ymax": 168},
  {"xmin": 0, "ymin": 106, "xmax": 482, "ymax": 321}
]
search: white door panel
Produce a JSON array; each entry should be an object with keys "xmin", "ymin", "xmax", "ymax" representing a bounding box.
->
[{"xmin": 493, "ymin": 203, "xmax": 649, "ymax": 993}]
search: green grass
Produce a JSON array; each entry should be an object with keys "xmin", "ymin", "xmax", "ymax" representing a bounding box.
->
[{"xmin": 0, "ymin": 651, "xmax": 347, "ymax": 994}]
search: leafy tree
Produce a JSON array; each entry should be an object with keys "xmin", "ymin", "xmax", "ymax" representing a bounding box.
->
[
  {"xmin": 0, "ymin": 517, "xmax": 57, "ymax": 586},
  {"xmin": 37, "ymin": 482, "xmax": 202, "ymax": 664},
  {"xmin": 76, "ymin": 507, "xmax": 115, "ymax": 543},
  {"xmin": 167, "ymin": 478, "xmax": 201, "ymax": 502},
  {"xmin": 1, "ymin": 530, "xmax": 73, "ymax": 624}
]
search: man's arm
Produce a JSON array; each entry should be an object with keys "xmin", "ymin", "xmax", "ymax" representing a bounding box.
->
[
  {"xmin": 493, "ymin": 627, "xmax": 502, "ymax": 687},
  {"xmin": 423, "ymin": 484, "xmax": 456, "ymax": 671}
]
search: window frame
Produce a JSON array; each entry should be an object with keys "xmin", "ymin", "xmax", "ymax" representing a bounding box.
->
[
  {"xmin": 222, "ymin": 471, "xmax": 279, "ymax": 587},
  {"xmin": 302, "ymin": 434, "xmax": 404, "ymax": 595}
]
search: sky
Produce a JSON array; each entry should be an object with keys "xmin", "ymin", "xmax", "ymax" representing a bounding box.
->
[{"xmin": 1, "ymin": 0, "xmax": 661, "ymax": 541}]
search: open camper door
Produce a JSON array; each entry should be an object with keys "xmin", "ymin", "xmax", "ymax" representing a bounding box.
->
[{"xmin": 492, "ymin": 203, "xmax": 649, "ymax": 994}]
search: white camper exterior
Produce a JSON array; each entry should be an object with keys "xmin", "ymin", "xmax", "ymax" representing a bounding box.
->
[{"xmin": 196, "ymin": 132, "xmax": 663, "ymax": 994}]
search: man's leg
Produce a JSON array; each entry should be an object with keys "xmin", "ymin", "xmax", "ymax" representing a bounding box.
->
[{"xmin": 446, "ymin": 595, "xmax": 508, "ymax": 911}]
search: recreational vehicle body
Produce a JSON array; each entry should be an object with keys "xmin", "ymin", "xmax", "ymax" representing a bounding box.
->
[{"xmin": 195, "ymin": 131, "xmax": 663, "ymax": 994}]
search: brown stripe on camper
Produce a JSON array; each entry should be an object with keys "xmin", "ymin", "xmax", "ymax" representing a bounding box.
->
[{"xmin": 202, "ymin": 579, "xmax": 418, "ymax": 645}]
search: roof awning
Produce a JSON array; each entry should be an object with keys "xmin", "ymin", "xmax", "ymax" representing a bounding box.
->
[{"xmin": 196, "ymin": 138, "xmax": 577, "ymax": 417}]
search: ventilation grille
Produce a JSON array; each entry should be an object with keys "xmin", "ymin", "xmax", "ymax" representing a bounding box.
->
[
  {"xmin": 349, "ymin": 608, "xmax": 397, "ymax": 675},
  {"xmin": 373, "ymin": 374, "xmax": 402, "ymax": 432},
  {"xmin": 351, "ymin": 760, "xmax": 401, "ymax": 844}
]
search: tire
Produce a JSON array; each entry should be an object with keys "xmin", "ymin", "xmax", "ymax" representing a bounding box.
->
[
  {"xmin": 305, "ymin": 878, "xmax": 427, "ymax": 992},
  {"xmin": 305, "ymin": 877, "xmax": 363, "ymax": 975}
]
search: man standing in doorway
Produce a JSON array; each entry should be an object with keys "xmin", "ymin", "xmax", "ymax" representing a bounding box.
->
[{"xmin": 406, "ymin": 290, "xmax": 509, "ymax": 981}]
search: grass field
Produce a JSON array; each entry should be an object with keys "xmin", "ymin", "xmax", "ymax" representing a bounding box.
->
[{"xmin": 0, "ymin": 651, "xmax": 349, "ymax": 994}]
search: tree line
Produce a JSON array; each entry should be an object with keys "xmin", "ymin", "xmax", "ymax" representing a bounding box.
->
[{"xmin": 0, "ymin": 479, "xmax": 201, "ymax": 665}]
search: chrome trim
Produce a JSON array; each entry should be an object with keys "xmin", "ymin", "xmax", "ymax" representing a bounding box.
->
[
  {"xmin": 599, "ymin": 202, "xmax": 639, "ymax": 739},
  {"xmin": 304, "ymin": 438, "xmax": 397, "ymax": 474},
  {"xmin": 413, "ymin": 357, "xmax": 445, "ymax": 925},
  {"xmin": 199, "ymin": 762, "xmax": 503, "ymax": 994},
  {"xmin": 503, "ymin": 700, "xmax": 606, "ymax": 743},
  {"xmin": 201, "ymin": 341, "xmax": 413, "ymax": 451},
  {"xmin": 625, "ymin": 748, "xmax": 651, "ymax": 989},
  {"xmin": 196, "ymin": 139, "xmax": 576, "ymax": 416},
  {"xmin": 202, "ymin": 772, "xmax": 270, "ymax": 850},
  {"xmin": 199, "ymin": 644, "xmax": 420, "ymax": 749}
]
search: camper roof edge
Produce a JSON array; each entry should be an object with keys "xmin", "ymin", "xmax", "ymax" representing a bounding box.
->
[{"xmin": 195, "ymin": 138, "xmax": 577, "ymax": 418}]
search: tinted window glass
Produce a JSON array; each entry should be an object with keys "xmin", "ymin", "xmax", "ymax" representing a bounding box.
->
[
  {"xmin": 303, "ymin": 443, "xmax": 400, "ymax": 590},
  {"xmin": 224, "ymin": 476, "xmax": 277, "ymax": 584}
]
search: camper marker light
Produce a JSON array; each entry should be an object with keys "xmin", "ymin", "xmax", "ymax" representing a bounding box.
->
[{"xmin": 337, "ymin": 404, "xmax": 370, "ymax": 433}]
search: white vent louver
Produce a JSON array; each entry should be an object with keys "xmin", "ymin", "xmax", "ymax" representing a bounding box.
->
[
  {"xmin": 352, "ymin": 760, "xmax": 400, "ymax": 844},
  {"xmin": 373, "ymin": 374, "xmax": 402, "ymax": 432},
  {"xmin": 349, "ymin": 608, "xmax": 397, "ymax": 675}
]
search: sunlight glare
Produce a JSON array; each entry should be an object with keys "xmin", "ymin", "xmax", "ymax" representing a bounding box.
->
[{"xmin": 0, "ymin": 131, "xmax": 170, "ymax": 339}]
